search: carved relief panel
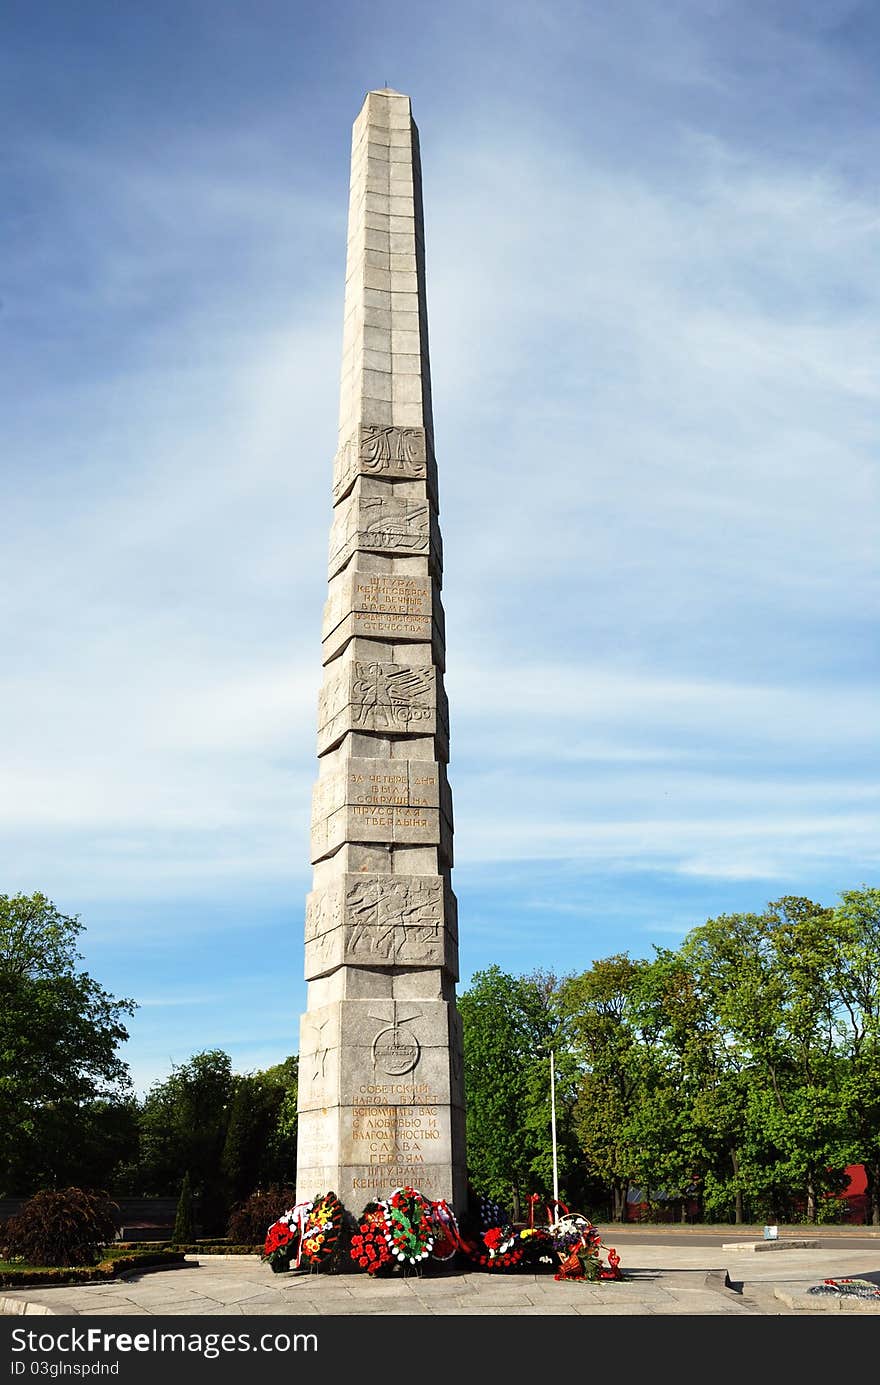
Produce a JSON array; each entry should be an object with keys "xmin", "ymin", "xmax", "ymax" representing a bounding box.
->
[
  {"xmin": 333, "ymin": 424, "xmax": 431, "ymax": 503},
  {"xmin": 328, "ymin": 490, "xmax": 440, "ymax": 578},
  {"xmin": 304, "ymin": 874, "xmax": 458, "ymax": 979},
  {"xmin": 317, "ymin": 659, "xmax": 446, "ymax": 755}
]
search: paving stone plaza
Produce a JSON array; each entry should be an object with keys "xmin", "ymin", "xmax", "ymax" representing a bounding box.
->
[{"xmin": 3, "ymin": 1239, "xmax": 880, "ymax": 1317}]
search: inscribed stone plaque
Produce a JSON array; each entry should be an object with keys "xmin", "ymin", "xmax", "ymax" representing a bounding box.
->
[
  {"xmin": 310, "ymin": 758, "xmax": 449, "ymax": 859},
  {"xmin": 322, "ymin": 568, "xmax": 445, "ymax": 662},
  {"xmin": 312, "ymin": 757, "xmax": 443, "ymax": 816},
  {"xmin": 311, "ymin": 804, "xmax": 448, "ymax": 861}
]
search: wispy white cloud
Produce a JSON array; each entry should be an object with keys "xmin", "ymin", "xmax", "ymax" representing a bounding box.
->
[{"xmin": 1, "ymin": 0, "xmax": 877, "ymax": 1081}]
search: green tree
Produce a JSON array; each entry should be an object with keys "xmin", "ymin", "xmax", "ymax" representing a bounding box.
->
[
  {"xmin": 518, "ymin": 970, "xmax": 588, "ymax": 1213},
  {"xmin": 256, "ymin": 1055, "xmax": 299, "ymax": 1187},
  {"xmin": 221, "ymin": 1056, "xmax": 298, "ymax": 1204},
  {"xmin": 137, "ymin": 1049, "xmax": 234, "ymax": 1231},
  {"xmin": 630, "ymin": 947, "xmax": 739, "ymax": 1222},
  {"xmin": 559, "ymin": 955, "xmax": 656, "ymax": 1222},
  {"xmin": 674, "ymin": 898, "xmax": 848, "ymax": 1222},
  {"xmin": 459, "ymin": 965, "xmax": 575, "ymax": 1217},
  {"xmin": 0, "ymin": 892, "xmax": 136, "ymax": 1195},
  {"xmin": 829, "ymin": 886, "xmax": 880, "ymax": 1224}
]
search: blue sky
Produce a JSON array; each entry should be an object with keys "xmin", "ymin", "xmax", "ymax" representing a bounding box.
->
[{"xmin": 2, "ymin": 0, "xmax": 877, "ymax": 1093}]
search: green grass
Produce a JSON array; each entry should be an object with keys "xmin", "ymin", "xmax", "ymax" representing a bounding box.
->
[{"xmin": 0, "ymin": 1249, "xmax": 186, "ymax": 1288}]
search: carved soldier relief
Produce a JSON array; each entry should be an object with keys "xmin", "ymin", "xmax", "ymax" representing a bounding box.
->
[
  {"xmin": 304, "ymin": 875, "xmax": 454, "ymax": 978},
  {"xmin": 346, "ymin": 875, "xmax": 442, "ymax": 963}
]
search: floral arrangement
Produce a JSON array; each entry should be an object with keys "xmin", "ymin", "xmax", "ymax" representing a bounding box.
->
[
  {"xmin": 350, "ymin": 1205, "xmax": 394, "ymax": 1276},
  {"xmin": 428, "ymin": 1199, "xmax": 462, "ymax": 1262},
  {"xmin": 262, "ymin": 1200, "xmax": 312, "ymax": 1273},
  {"xmin": 517, "ymin": 1226, "xmax": 558, "ymax": 1270},
  {"xmin": 349, "ymin": 1189, "xmax": 465, "ymax": 1274},
  {"xmin": 547, "ymin": 1214, "xmax": 622, "ymax": 1282},
  {"xmin": 300, "ymin": 1191, "xmax": 343, "ymax": 1267},
  {"xmin": 383, "ymin": 1186, "xmax": 435, "ymax": 1265},
  {"xmin": 266, "ymin": 1186, "xmax": 622, "ymax": 1284},
  {"xmin": 262, "ymin": 1192, "xmax": 343, "ymax": 1274},
  {"xmin": 550, "ymin": 1215, "xmax": 595, "ymax": 1254},
  {"xmin": 477, "ymin": 1194, "xmax": 511, "ymax": 1230},
  {"xmin": 809, "ymin": 1278, "xmax": 880, "ymax": 1300},
  {"xmin": 479, "ymin": 1224, "xmax": 525, "ymax": 1270}
]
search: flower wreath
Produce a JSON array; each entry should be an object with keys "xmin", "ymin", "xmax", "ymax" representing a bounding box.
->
[
  {"xmin": 350, "ymin": 1204, "xmax": 394, "ymax": 1276},
  {"xmin": 263, "ymin": 1200, "xmax": 313, "ymax": 1270},
  {"xmin": 429, "ymin": 1198, "xmax": 462, "ymax": 1262},
  {"xmin": 300, "ymin": 1191, "xmax": 343, "ymax": 1267},
  {"xmin": 382, "ymin": 1186, "xmax": 435, "ymax": 1265},
  {"xmin": 809, "ymin": 1278, "xmax": 880, "ymax": 1300},
  {"xmin": 264, "ymin": 1220, "xmax": 294, "ymax": 1261},
  {"xmin": 467, "ymin": 1223, "xmax": 525, "ymax": 1271}
]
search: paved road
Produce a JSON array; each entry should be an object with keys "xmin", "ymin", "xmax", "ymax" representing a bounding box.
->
[{"xmin": 591, "ymin": 1228, "xmax": 880, "ymax": 1251}]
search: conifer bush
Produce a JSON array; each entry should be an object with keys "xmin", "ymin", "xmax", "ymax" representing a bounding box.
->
[{"xmin": 172, "ymin": 1171, "xmax": 196, "ymax": 1244}]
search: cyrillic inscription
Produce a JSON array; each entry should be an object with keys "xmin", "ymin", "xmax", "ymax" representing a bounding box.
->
[{"xmin": 322, "ymin": 571, "xmax": 437, "ymax": 650}]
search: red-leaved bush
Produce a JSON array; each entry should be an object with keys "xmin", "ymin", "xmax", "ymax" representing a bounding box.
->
[
  {"xmin": 1, "ymin": 1188, "xmax": 119, "ymax": 1267},
  {"xmin": 226, "ymin": 1186, "xmax": 298, "ymax": 1246}
]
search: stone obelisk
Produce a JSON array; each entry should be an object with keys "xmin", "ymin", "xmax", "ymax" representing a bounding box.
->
[{"xmin": 295, "ymin": 90, "xmax": 466, "ymax": 1211}]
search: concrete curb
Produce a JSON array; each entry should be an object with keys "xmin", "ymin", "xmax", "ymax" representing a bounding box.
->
[
  {"xmin": 0, "ymin": 1296, "xmax": 58, "ymax": 1317},
  {"xmin": 721, "ymin": 1240, "xmax": 819, "ymax": 1252},
  {"xmin": 181, "ymin": 1254, "xmax": 261, "ymax": 1263},
  {"xmin": 703, "ymin": 1268, "xmax": 737, "ymax": 1295}
]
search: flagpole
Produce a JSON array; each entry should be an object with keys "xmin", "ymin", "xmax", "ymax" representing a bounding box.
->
[{"xmin": 550, "ymin": 1047, "xmax": 559, "ymax": 1213}]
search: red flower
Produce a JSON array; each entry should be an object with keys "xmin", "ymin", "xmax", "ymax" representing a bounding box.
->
[{"xmin": 264, "ymin": 1222, "xmax": 293, "ymax": 1255}]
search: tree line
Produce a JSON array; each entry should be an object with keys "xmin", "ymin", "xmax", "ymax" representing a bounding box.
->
[
  {"xmin": 4, "ymin": 887, "xmax": 879, "ymax": 1227},
  {"xmin": 0, "ymin": 893, "xmax": 297, "ymax": 1231},
  {"xmin": 460, "ymin": 888, "xmax": 880, "ymax": 1224}
]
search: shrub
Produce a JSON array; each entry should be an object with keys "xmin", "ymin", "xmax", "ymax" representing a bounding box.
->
[
  {"xmin": 1, "ymin": 1187, "xmax": 119, "ymax": 1267},
  {"xmin": 226, "ymin": 1185, "xmax": 297, "ymax": 1245}
]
